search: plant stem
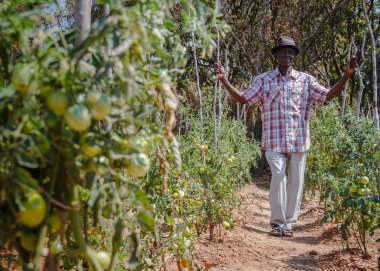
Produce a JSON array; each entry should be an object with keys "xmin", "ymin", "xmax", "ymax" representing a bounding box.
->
[{"xmin": 69, "ymin": 185, "xmax": 103, "ymax": 271}]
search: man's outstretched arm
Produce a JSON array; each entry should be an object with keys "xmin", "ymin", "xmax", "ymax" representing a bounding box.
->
[
  {"xmin": 326, "ymin": 58, "xmax": 358, "ymax": 102},
  {"xmin": 215, "ymin": 63, "xmax": 246, "ymax": 104}
]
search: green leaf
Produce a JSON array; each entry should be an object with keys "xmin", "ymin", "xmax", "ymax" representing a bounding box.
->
[
  {"xmin": 15, "ymin": 167, "xmax": 39, "ymax": 188},
  {"xmin": 0, "ymin": 87, "xmax": 15, "ymax": 99},
  {"xmin": 16, "ymin": 152, "xmax": 39, "ymax": 169},
  {"xmin": 137, "ymin": 210, "xmax": 155, "ymax": 232},
  {"xmin": 33, "ymin": 131, "xmax": 50, "ymax": 154},
  {"xmin": 163, "ymin": 16, "xmax": 176, "ymax": 31},
  {"xmin": 78, "ymin": 186, "xmax": 91, "ymax": 202},
  {"xmin": 135, "ymin": 190, "xmax": 149, "ymax": 207}
]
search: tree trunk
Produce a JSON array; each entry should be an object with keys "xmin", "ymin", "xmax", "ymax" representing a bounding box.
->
[
  {"xmin": 192, "ymin": 32, "xmax": 203, "ymax": 126},
  {"xmin": 74, "ymin": 0, "xmax": 92, "ymax": 46},
  {"xmin": 363, "ymin": 0, "xmax": 379, "ymax": 130},
  {"xmin": 356, "ymin": 35, "xmax": 366, "ymax": 117}
]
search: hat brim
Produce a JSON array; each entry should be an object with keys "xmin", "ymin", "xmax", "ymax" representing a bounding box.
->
[{"xmin": 271, "ymin": 45, "xmax": 299, "ymax": 56}]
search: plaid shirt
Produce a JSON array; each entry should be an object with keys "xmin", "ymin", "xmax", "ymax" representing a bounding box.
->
[{"xmin": 242, "ymin": 68, "xmax": 328, "ymax": 153}]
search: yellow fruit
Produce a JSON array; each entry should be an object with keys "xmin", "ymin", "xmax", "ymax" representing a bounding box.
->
[
  {"xmin": 88, "ymin": 93, "xmax": 111, "ymax": 121},
  {"xmin": 18, "ymin": 192, "xmax": 46, "ymax": 228},
  {"xmin": 12, "ymin": 63, "xmax": 34, "ymax": 96},
  {"xmin": 81, "ymin": 144, "xmax": 101, "ymax": 157},
  {"xmin": 46, "ymin": 92, "xmax": 68, "ymax": 116},
  {"xmin": 65, "ymin": 105, "xmax": 91, "ymax": 132},
  {"xmin": 48, "ymin": 213, "xmax": 61, "ymax": 233},
  {"xmin": 19, "ymin": 233, "xmax": 37, "ymax": 252},
  {"xmin": 126, "ymin": 153, "xmax": 150, "ymax": 177},
  {"xmin": 95, "ymin": 251, "xmax": 111, "ymax": 269}
]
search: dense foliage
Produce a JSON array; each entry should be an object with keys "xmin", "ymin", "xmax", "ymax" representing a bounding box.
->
[
  {"xmin": 306, "ymin": 104, "xmax": 380, "ymax": 255},
  {"xmin": 0, "ymin": 0, "xmax": 251, "ymax": 270}
]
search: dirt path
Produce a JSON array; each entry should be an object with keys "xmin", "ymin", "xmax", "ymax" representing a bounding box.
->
[{"xmin": 194, "ymin": 175, "xmax": 379, "ymax": 271}]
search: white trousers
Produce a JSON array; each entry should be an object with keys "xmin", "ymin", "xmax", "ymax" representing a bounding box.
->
[{"xmin": 265, "ymin": 150, "xmax": 307, "ymax": 230}]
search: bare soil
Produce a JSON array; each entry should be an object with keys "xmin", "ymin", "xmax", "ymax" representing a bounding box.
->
[{"xmin": 194, "ymin": 175, "xmax": 380, "ymax": 271}]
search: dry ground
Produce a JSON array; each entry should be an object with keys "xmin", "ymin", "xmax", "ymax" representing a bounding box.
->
[{"xmin": 194, "ymin": 175, "xmax": 379, "ymax": 271}]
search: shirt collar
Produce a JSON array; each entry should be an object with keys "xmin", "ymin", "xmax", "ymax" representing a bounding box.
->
[{"xmin": 273, "ymin": 67, "xmax": 297, "ymax": 80}]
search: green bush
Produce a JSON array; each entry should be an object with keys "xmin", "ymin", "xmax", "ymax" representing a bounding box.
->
[{"xmin": 306, "ymin": 104, "xmax": 380, "ymax": 255}]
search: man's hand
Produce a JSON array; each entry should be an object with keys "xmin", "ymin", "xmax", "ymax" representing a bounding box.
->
[
  {"xmin": 326, "ymin": 56, "xmax": 360, "ymax": 102},
  {"xmin": 343, "ymin": 57, "xmax": 359, "ymax": 78},
  {"xmin": 214, "ymin": 63, "xmax": 225, "ymax": 81}
]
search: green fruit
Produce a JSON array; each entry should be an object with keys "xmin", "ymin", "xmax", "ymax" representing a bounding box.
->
[
  {"xmin": 96, "ymin": 251, "xmax": 111, "ymax": 269},
  {"xmin": 48, "ymin": 213, "xmax": 61, "ymax": 233},
  {"xmin": 19, "ymin": 233, "xmax": 37, "ymax": 252},
  {"xmin": 65, "ymin": 105, "xmax": 91, "ymax": 132},
  {"xmin": 126, "ymin": 153, "xmax": 150, "ymax": 177},
  {"xmin": 18, "ymin": 193, "xmax": 46, "ymax": 228},
  {"xmin": 46, "ymin": 92, "xmax": 68, "ymax": 116},
  {"xmin": 222, "ymin": 221, "xmax": 230, "ymax": 229},
  {"xmin": 12, "ymin": 63, "xmax": 34, "ymax": 96}
]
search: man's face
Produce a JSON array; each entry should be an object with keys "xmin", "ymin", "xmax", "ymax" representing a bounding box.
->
[{"xmin": 275, "ymin": 47, "xmax": 296, "ymax": 67}]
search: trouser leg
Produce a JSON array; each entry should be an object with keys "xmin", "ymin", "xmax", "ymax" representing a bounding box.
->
[
  {"xmin": 285, "ymin": 152, "xmax": 307, "ymax": 230},
  {"xmin": 265, "ymin": 150, "xmax": 287, "ymax": 228}
]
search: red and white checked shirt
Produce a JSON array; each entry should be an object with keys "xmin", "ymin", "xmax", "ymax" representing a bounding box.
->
[{"xmin": 242, "ymin": 68, "xmax": 329, "ymax": 153}]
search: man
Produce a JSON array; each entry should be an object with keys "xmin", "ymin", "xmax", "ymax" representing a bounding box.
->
[{"xmin": 215, "ymin": 36, "xmax": 357, "ymax": 237}]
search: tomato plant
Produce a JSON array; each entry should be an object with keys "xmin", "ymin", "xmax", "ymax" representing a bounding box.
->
[
  {"xmin": 0, "ymin": 0, "xmax": 224, "ymax": 270},
  {"xmin": 306, "ymin": 105, "xmax": 380, "ymax": 256}
]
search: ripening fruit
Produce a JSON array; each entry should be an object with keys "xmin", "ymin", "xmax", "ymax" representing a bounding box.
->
[
  {"xmin": 358, "ymin": 176, "xmax": 369, "ymax": 185},
  {"xmin": 65, "ymin": 105, "xmax": 91, "ymax": 132},
  {"xmin": 18, "ymin": 192, "xmax": 46, "ymax": 228},
  {"xmin": 95, "ymin": 251, "xmax": 111, "ymax": 269},
  {"xmin": 46, "ymin": 92, "xmax": 68, "ymax": 116},
  {"xmin": 48, "ymin": 212, "xmax": 61, "ymax": 233},
  {"xmin": 81, "ymin": 143, "xmax": 101, "ymax": 157},
  {"xmin": 179, "ymin": 258, "xmax": 189, "ymax": 269},
  {"xmin": 12, "ymin": 63, "xmax": 34, "ymax": 96},
  {"xmin": 126, "ymin": 153, "xmax": 150, "ymax": 177},
  {"xmin": 87, "ymin": 92, "xmax": 111, "ymax": 121},
  {"xmin": 19, "ymin": 233, "xmax": 37, "ymax": 252}
]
